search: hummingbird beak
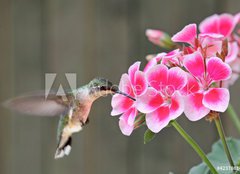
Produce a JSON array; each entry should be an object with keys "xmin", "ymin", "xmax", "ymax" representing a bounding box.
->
[{"xmin": 111, "ymin": 86, "xmax": 136, "ymax": 101}]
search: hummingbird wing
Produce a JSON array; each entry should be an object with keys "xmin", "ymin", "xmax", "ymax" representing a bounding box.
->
[{"xmin": 3, "ymin": 90, "xmax": 75, "ymax": 116}]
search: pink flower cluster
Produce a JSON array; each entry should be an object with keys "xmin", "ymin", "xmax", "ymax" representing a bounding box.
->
[{"xmin": 111, "ymin": 13, "xmax": 240, "ymax": 136}]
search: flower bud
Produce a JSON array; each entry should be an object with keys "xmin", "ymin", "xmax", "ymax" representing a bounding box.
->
[{"xmin": 145, "ymin": 29, "xmax": 175, "ymax": 49}]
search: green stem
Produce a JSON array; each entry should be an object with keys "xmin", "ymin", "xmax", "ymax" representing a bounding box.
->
[
  {"xmin": 171, "ymin": 120, "xmax": 218, "ymax": 174},
  {"xmin": 227, "ymin": 103, "xmax": 240, "ymax": 135},
  {"xmin": 214, "ymin": 116, "xmax": 235, "ymax": 168}
]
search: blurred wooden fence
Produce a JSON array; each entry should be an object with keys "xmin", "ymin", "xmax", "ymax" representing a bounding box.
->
[{"xmin": 0, "ymin": 0, "xmax": 239, "ymax": 174}]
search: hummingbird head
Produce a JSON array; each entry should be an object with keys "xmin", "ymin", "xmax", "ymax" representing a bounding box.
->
[
  {"xmin": 88, "ymin": 77, "xmax": 135, "ymax": 101},
  {"xmin": 88, "ymin": 77, "xmax": 113, "ymax": 91}
]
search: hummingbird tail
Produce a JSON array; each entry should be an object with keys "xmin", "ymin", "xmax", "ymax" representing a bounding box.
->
[{"xmin": 54, "ymin": 136, "xmax": 72, "ymax": 159}]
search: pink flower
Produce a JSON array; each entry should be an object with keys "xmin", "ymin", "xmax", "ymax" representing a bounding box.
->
[
  {"xmin": 143, "ymin": 54, "xmax": 161, "ymax": 73},
  {"xmin": 171, "ymin": 24, "xmax": 224, "ymax": 58},
  {"xmin": 111, "ymin": 62, "xmax": 147, "ymax": 135},
  {"xmin": 183, "ymin": 51, "xmax": 232, "ymax": 121},
  {"xmin": 199, "ymin": 13, "xmax": 237, "ymax": 37},
  {"xmin": 136, "ymin": 65, "xmax": 187, "ymax": 133},
  {"xmin": 111, "ymin": 13, "xmax": 239, "ymax": 136},
  {"xmin": 143, "ymin": 49, "xmax": 183, "ymax": 73},
  {"xmin": 160, "ymin": 49, "xmax": 183, "ymax": 66},
  {"xmin": 172, "ymin": 22, "xmax": 239, "ymax": 88},
  {"xmin": 172, "ymin": 24, "xmax": 223, "ymax": 54}
]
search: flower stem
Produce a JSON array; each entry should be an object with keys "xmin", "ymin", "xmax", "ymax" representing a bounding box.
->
[
  {"xmin": 171, "ymin": 120, "xmax": 218, "ymax": 174},
  {"xmin": 227, "ymin": 103, "xmax": 240, "ymax": 135},
  {"xmin": 214, "ymin": 115, "xmax": 235, "ymax": 168}
]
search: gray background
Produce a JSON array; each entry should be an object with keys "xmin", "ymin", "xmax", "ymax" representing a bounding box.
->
[{"xmin": 0, "ymin": 0, "xmax": 239, "ymax": 174}]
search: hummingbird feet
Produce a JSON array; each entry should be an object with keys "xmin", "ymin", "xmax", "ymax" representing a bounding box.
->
[{"xmin": 54, "ymin": 136, "xmax": 72, "ymax": 159}]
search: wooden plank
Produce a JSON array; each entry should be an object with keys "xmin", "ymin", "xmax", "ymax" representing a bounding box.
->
[
  {"xmin": 0, "ymin": 0, "xmax": 13, "ymax": 173},
  {"xmin": 42, "ymin": 0, "xmax": 97, "ymax": 173},
  {"xmin": 93, "ymin": 0, "xmax": 130, "ymax": 174},
  {"xmin": 44, "ymin": 0, "xmax": 131, "ymax": 173},
  {"xmin": 11, "ymin": 0, "xmax": 43, "ymax": 173},
  {"xmin": 124, "ymin": 1, "xmax": 146, "ymax": 174},
  {"xmin": 1, "ymin": 0, "xmax": 238, "ymax": 174}
]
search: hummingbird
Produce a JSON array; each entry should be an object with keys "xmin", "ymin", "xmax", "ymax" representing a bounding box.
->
[{"xmin": 4, "ymin": 77, "xmax": 135, "ymax": 159}]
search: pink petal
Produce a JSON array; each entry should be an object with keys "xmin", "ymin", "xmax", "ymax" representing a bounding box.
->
[
  {"xmin": 161, "ymin": 49, "xmax": 182, "ymax": 66},
  {"xmin": 183, "ymin": 47, "xmax": 195, "ymax": 55},
  {"xmin": 146, "ymin": 106, "xmax": 170, "ymax": 133},
  {"xmin": 128, "ymin": 61, "xmax": 141, "ymax": 83},
  {"xmin": 167, "ymin": 67, "xmax": 187, "ymax": 91},
  {"xmin": 119, "ymin": 73, "xmax": 134, "ymax": 95},
  {"xmin": 224, "ymin": 59, "xmax": 240, "ymax": 87},
  {"xmin": 169, "ymin": 92, "xmax": 184, "ymax": 119},
  {"xmin": 145, "ymin": 29, "xmax": 164, "ymax": 45},
  {"xmin": 184, "ymin": 93, "xmax": 210, "ymax": 121},
  {"xmin": 119, "ymin": 108, "xmax": 137, "ymax": 136},
  {"xmin": 155, "ymin": 52, "xmax": 167, "ymax": 61},
  {"xmin": 132, "ymin": 71, "xmax": 147, "ymax": 96},
  {"xmin": 199, "ymin": 34, "xmax": 223, "ymax": 57},
  {"xmin": 183, "ymin": 51, "xmax": 205, "ymax": 78},
  {"xmin": 172, "ymin": 24, "xmax": 197, "ymax": 47},
  {"xmin": 199, "ymin": 33, "xmax": 224, "ymax": 39},
  {"xmin": 203, "ymin": 88, "xmax": 230, "ymax": 112},
  {"xmin": 119, "ymin": 119, "xmax": 134, "ymax": 136},
  {"xmin": 225, "ymin": 42, "xmax": 239, "ymax": 63},
  {"xmin": 126, "ymin": 107, "xmax": 138, "ymax": 126},
  {"xmin": 207, "ymin": 57, "xmax": 232, "ymax": 81},
  {"xmin": 146, "ymin": 64, "xmax": 168, "ymax": 91},
  {"xmin": 202, "ymin": 40, "xmax": 222, "ymax": 57},
  {"xmin": 181, "ymin": 74, "xmax": 200, "ymax": 95},
  {"xmin": 143, "ymin": 58, "xmax": 158, "ymax": 73},
  {"xmin": 111, "ymin": 74, "xmax": 135, "ymax": 115},
  {"xmin": 165, "ymin": 49, "xmax": 180, "ymax": 57},
  {"xmin": 199, "ymin": 14, "xmax": 219, "ymax": 34},
  {"xmin": 145, "ymin": 53, "xmax": 166, "ymax": 71},
  {"xmin": 234, "ymin": 12, "xmax": 240, "ymax": 25},
  {"xmin": 146, "ymin": 29, "xmax": 164, "ymax": 38},
  {"xmin": 219, "ymin": 14, "xmax": 235, "ymax": 37},
  {"xmin": 136, "ymin": 87, "xmax": 163, "ymax": 113},
  {"xmin": 111, "ymin": 94, "xmax": 134, "ymax": 115}
]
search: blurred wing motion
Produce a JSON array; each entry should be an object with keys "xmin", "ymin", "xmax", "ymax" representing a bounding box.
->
[{"xmin": 3, "ymin": 91, "xmax": 73, "ymax": 116}]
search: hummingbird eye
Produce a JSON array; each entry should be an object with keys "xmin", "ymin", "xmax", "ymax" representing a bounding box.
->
[{"xmin": 100, "ymin": 86, "xmax": 107, "ymax": 91}]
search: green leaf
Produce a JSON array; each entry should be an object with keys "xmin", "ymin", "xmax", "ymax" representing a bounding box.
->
[
  {"xmin": 144, "ymin": 129, "xmax": 156, "ymax": 144},
  {"xmin": 189, "ymin": 138, "xmax": 240, "ymax": 174}
]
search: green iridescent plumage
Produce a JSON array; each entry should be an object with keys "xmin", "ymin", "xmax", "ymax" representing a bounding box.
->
[{"xmin": 57, "ymin": 114, "xmax": 69, "ymax": 143}]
